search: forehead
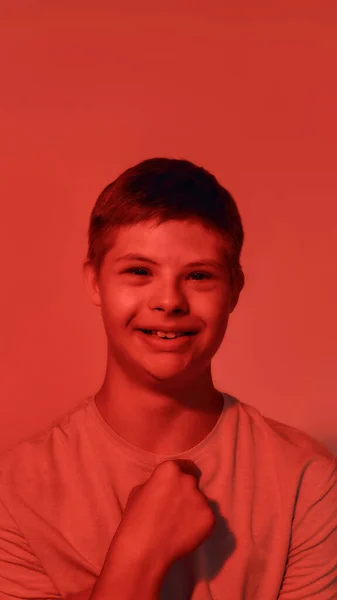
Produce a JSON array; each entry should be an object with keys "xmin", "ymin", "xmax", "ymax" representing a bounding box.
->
[{"xmin": 106, "ymin": 220, "xmax": 228, "ymax": 264}]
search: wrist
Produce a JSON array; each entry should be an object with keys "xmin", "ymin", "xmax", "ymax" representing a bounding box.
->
[
  {"xmin": 95, "ymin": 531, "xmax": 167, "ymax": 600},
  {"xmin": 109, "ymin": 528, "xmax": 168, "ymax": 582}
]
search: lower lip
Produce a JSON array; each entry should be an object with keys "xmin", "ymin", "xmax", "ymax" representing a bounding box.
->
[{"xmin": 137, "ymin": 330, "xmax": 197, "ymax": 352}]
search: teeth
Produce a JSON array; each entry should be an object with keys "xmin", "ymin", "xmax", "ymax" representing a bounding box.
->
[
  {"xmin": 141, "ymin": 329, "xmax": 192, "ymax": 339},
  {"xmin": 155, "ymin": 331, "xmax": 183, "ymax": 338}
]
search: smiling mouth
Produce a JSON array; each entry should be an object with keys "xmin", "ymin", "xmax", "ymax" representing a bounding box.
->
[{"xmin": 140, "ymin": 329, "xmax": 197, "ymax": 339}]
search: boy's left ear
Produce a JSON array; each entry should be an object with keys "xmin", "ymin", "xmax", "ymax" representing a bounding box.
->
[{"xmin": 230, "ymin": 269, "xmax": 245, "ymax": 312}]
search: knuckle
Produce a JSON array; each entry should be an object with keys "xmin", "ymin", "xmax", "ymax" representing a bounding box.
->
[{"xmin": 161, "ymin": 460, "xmax": 180, "ymax": 474}]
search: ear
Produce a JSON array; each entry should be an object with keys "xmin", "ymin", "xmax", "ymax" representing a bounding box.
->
[
  {"xmin": 230, "ymin": 269, "xmax": 245, "ymax": 313},
  {"xmin": 83, "ymin": 261, "xmax": 102, "ymax": 307}
]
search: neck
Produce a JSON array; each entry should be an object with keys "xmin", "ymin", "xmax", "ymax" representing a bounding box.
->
[{"xmin": 94, "ymin": 360, "xmax": 224, "ymax": 455}]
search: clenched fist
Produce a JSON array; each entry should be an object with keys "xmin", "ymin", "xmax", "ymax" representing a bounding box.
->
[{"xmin": 116, "ymin": 460, "xmax": 215, "ymax": 571}]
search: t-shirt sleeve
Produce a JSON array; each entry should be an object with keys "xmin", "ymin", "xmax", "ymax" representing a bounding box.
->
[
  {"xmin": 0, "ymin": 495, "xmax": 62, "ymax": 599},
  {"xmin": 278, "ymin": 456, "xmax": 337, "ymax": 598}
]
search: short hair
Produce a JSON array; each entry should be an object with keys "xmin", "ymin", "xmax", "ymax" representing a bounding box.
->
[{"xmin": 86, "ymin": 157, "xmax": 244, "ymax": 281}]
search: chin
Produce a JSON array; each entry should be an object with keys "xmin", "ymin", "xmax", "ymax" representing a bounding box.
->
[{"xmin": 142, "ymin": 359, "xmax": 202, "ymax": 386}]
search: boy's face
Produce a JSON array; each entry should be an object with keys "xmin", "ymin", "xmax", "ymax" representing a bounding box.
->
[{"xmin": 84, "ymin": 219, "xmax": 243, "ymax": 388}]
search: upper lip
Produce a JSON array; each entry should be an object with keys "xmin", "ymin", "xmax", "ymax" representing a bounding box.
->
[{"xmin": 138, "ymin": 326, "xmax": 198, "ymax": 333}]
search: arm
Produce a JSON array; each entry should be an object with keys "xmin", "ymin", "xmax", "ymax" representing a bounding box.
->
[
  {"xmin": 0, "ymin": 491, "xmax": 166, "ymax": 600},
  {"xmin": 278, "ymin": 457, "xmax": 337, "ymax": 598},
  {"xmin": 87, "ymin": 525, "xmax": 168, "ymax": 600}
]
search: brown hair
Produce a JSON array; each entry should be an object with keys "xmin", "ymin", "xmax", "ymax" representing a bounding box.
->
[{"xmin": 86, "ymin": 157, "xmax": 244, "ymax": 282}]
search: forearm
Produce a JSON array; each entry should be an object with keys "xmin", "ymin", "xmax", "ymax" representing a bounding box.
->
[{"xmin": 89, "ymin": 534, "xmax": 167, "ymax": 600}]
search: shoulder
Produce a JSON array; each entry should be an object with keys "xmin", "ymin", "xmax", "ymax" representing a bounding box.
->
[
  {"xmin": 0, "ymin": 396, "xmax": 92, "ymax": 492},
  {"xmin": 226, "ymin": 397, "xmax": 337, "ymax": 516},
  {"xmin": 225, "ymin": 396, "xmax": 337, "ymax": 494},
  {"xmin": 238, "ymin": 402, "xmax": 336, "ymax": 461}
]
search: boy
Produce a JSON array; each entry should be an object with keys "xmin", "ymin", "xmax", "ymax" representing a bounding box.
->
[{"xmin": 0, "ymin": 157, "xmax": 336, "ymax": 599}]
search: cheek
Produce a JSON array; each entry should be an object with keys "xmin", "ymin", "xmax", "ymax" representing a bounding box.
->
[
  {"xmin": 205, "ymin": 297, "xmax": 231, "ymax": 345},
  {"xmin": 197, "ymin": 292, "xmax": 230, "ymax": 322},
  {"xmin": 100, "ymin": 287, "xmax": 139, "ymax": 323}
]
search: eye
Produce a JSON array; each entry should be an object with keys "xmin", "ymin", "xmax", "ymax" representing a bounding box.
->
[
  {"xmin": 189, "ymin": 272, "xmax": 212, "ymax": 280},
  {"xmin": 125, "ymin": 268, "xmax": 212, "ymax": 280},
  {"xmin": 125, "ymin": 268, "xmax": 149, "ymax": 276}
]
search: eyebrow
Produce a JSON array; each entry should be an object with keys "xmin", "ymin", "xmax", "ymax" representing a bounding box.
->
[{"xmin": 115, "ymin": 253, "xmax": 225, "ymax": 271}]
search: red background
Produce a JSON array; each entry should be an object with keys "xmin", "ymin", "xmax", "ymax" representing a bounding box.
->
[{"xmin": 0, "ymin": 1, "xmax": 336, "ymax": 455}]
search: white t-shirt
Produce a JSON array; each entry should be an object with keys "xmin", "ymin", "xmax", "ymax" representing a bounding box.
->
[{"xmin": 0, "ymin": 393, "xmax": 336, "ymax": 599}]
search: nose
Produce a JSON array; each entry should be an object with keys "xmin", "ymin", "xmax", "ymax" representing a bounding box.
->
[{"xmin": 148, "ymin": 278, "xmax": 189, "ymax": 314}]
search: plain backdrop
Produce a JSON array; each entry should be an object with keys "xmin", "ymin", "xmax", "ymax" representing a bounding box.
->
[{"xmin": 0, "ymin": 1, "xmax": 336, "ymax": 456}]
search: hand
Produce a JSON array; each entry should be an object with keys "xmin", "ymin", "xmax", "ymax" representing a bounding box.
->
[{"xmin": 115, "ymin": 460, "xmax": 216, "ymax": 571}]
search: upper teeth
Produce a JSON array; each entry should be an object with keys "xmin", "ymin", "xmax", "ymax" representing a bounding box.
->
[{"xmin": 154, "ymin": 331, "xmax": 183, "ymax": 338}]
